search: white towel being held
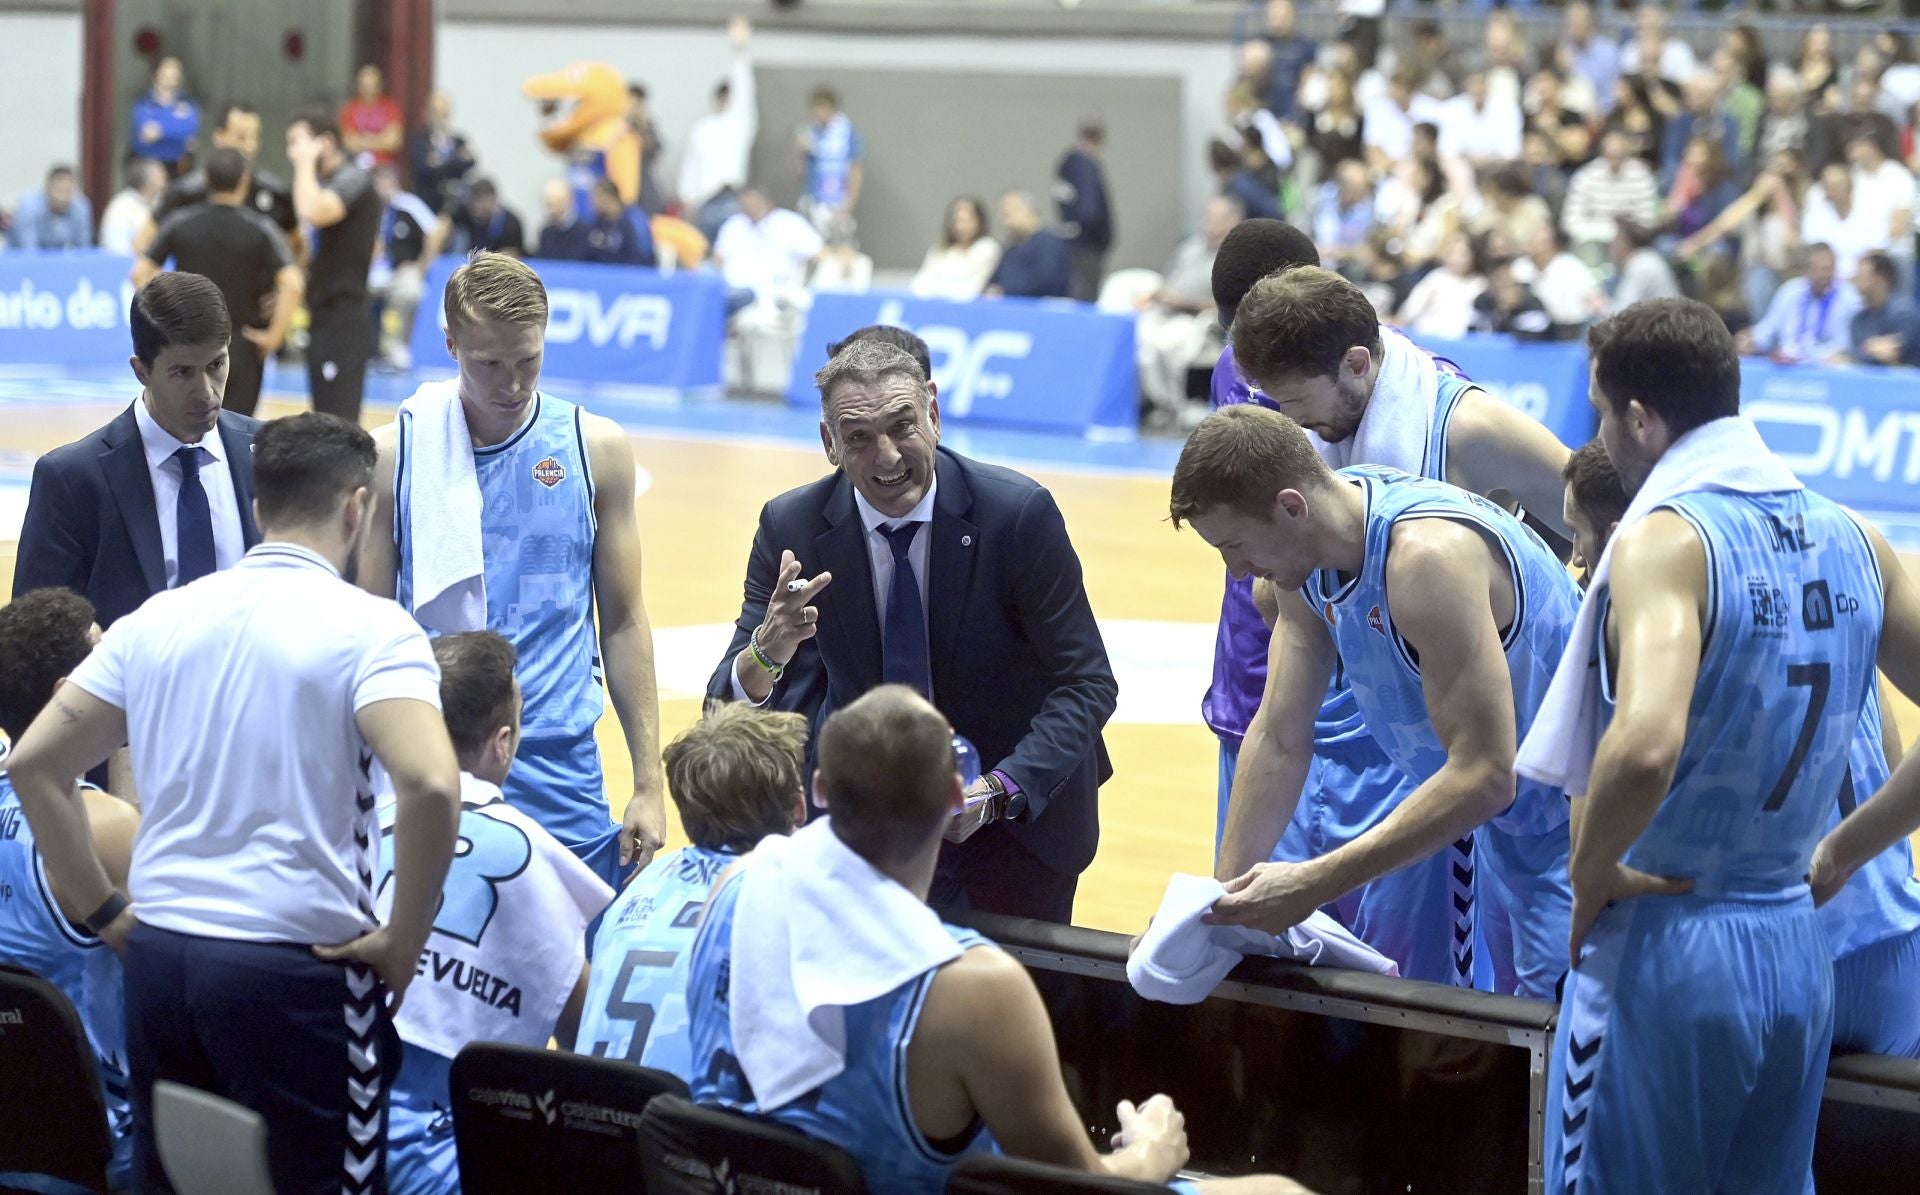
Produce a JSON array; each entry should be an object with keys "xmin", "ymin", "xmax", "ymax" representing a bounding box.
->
[
  {"xmin": 397, "ymin": 378, "xmax": 487, "ymax": 633},
  {"xmin": 1128, "ymin": 874, "xmax": 1399, "ymax": 1005},
  {"xmin": 730, "ymin": 820, "xmax": 963, "ymax": 1111},
  {"xmin": 1312, "ymin": 325, "xmax": 1441, "ymax": 474},
  {"xmin": 1515, "ymin": 417, "xmax": 1803, "ymax": 796}
]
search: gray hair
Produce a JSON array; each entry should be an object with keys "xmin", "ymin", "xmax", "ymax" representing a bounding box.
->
[{"xmin": 813, "ymin": 339, "xmax": 929, "ymax": 407}]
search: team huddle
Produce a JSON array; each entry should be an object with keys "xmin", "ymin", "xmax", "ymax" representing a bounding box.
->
[{"xmin": 3, "ymin": 230, "xmax": 1920, "ymax": 1195}]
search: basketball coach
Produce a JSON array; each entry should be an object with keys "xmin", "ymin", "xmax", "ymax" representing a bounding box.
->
[{"xmin": 706, "ymin": 339, "xmax": 1115, "ymax": 923}]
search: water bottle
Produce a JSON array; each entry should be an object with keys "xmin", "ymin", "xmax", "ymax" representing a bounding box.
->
[{"xmin": 952, "ymin": 734, "xmax": 982, "ymax": 790}]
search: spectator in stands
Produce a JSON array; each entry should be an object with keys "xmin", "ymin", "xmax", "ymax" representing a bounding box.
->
[
  {"xmin": 1620, "ymin": 3, "xmax": 1698, "ymax": 88},
  {"xmin": 1512, "ymin": 223, "xmax": 1600, "ymax": 333},
  {"xmin": 130, "ymin": 57, "xmax": 199, "ymax": 177},
  {"xmin": 1803, "ymin": 161, "xmax": 1889, "ymax": 276},
  {"xmin": 1599, "ymin": 76, "xmax": 1665, "ymax": 169},
  {"xmin": 1666, "ymin": 135, "xmax": 1741, "ymax": 251},
  {"xmin": 1363, "ymin": 68, "xmax": 1438, "ymax": 175},
  {"xmin": 1660, "ymin": 75, "xmax": 1740, "ymax": 189},
  {"xmin": 99, "ymin": 157, "xmax": 168, "ymax": 255},
  {"xmin": 1055, "ymin": 118, "xmax": 1114, "ymax": 302},
  {"xmin": 1396, "ymin": 230, "xmax": 1485, "ymax": 340},
  {"xmin": 811, "ymin": 227, "xmax": 873, "ymax": 294},
  {"xmin": 1758, "ymin": 67, "xmax": 1811, "ymax": 164},
  {"xmin": 1470, "ymin": 255, "xmax": 1551, "ymax": 339},
  {"xmin": 1438, "ymin": 69, "xmax": 1522, "ymax": 171},
  {"xmin": 369, "ymin": 165, "xmax": 448, "ymax": 371},
  {"xmin": 406, "ymin": 90, "xmax": 475, "ymax": 211},
  {"xmin": 1846, "ymin": 250, "xmax": 1920, "ymax": 367},
  {"xmin": 1377, "ymin": 154, "xmax": 1459, "ymax": 288},
  {"xmin": 340, "ymin": 64, "xmax": 403, "ymax": 169},
  {"xmin": 1210, "ymin": 139, "xmax": 1281, "ymax": 223},
  {"xmin": 1848, "ymin": 132, "xmax": 1915, "ymax": 276},
  {"xmin": 1809, "ymin": 76, "xmax": 1899, "ymax": 173},
  {"xmin": 1251, "ymin": 0, "xmax": 1314, "ymax": 119},
  {"xmin": 985, "ymin": 190, "xmax": 1072, "ymax": 299},
  {"xmin": 452, "ymin": 179, "xmax": 526, "ymax": 257},
  {"xmin": 798, "ymin": 85, "xmax": 863, "ymax": 238},
  {"xmin": 1796, "ymin": 23, "xmax": 1840, "ymax": 110},
  {"xmin": 579, "ymin": 176, "xmax": 655, "ymax": 268},
  {"xmin": 713, "ymin": 185, "xmax": 822, "ymax": 310},
  {"xmin": 1561, "ymin": 1, "xmax": 1620, "ymax": 116},
  {"xmin": 1697, "ymin": 250, "xmax": 1755, "ymax": 338},
  {"xmin": 1520, "ymin": 130, "xmax": 1571, "ymax": 220},
  {"xmin": 910, "ymin": 197, "xmax": 1000, "ymax": 301},
  {"xmin": 1305, "ymin": 71, "xmax": 1366, "ymax": 176},
  {"xmin": 8, "ymin": 165, "xmax": 91, "ymax": 251},
  {"xmin": 1877, "ymin": 32, "xmax": 1920, "ymax": 118},
  {"xmin": 1526, "ymin": 68, "xmax": 1593, "ymax": 170},
  {"xmin": 1136, "ymin": 194, "xmax": 1240, "ymax": 427},
  {"xmin": 1711, "ymin": 46, "xmax": 1765, "ymax": 164},
  {"xmin": 1564, "ymin": 130, "xmax": 1662, "ymax": 265},
  {"xmin": 1404, "ymin": 19, "xmax": 1461, "ymax": 101},
  {"xmin": 1474, "ymin": 164, "xmax": 1553, "ymax": 258},
  {"xmin": 679, "ymin": 17, "xmax": 757, "ymax": 244},
  {"xmin": 626, "ymin": 83, "xmax": 668, "ymax": 216},
  {"xmin": 1740, "ymin": 241, "xmax": 1860, "ymax": 364},
  {"xmin": 1311, "ymin": 158, "xmax": 1375, "ymax": 280},
  {"xmin": 1607, "ymin": 219, "xmax": 1680, "ymax": 312},
  {"xmin": 650, "ymin": 211, "xmax": 710, "ymax": 271},
  {"xmin": 534, "ymin": 177, "xmax": 584, "ymax": 261},
  {"xmin": 1677, "ymin": 146, "xmax": 1810, "ymax": 325}
]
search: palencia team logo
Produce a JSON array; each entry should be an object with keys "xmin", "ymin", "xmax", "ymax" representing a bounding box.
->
[{"xmin": 532, "ymin": 457, "xmax": 566, "ymax": 488}]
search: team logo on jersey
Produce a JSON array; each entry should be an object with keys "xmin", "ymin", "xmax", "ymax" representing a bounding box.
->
[
  {"xmin": 532, "ymin": 457, "xmax": 566, "ymax": 488},
  {"xmin": 1367, "ymin": 605, "xmax": 1385, "ymax": 636}
]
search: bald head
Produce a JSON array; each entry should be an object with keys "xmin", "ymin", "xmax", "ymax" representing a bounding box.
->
[{"xmin": 814, "ymin": 685, "xmax": 962, "ymax": 867}]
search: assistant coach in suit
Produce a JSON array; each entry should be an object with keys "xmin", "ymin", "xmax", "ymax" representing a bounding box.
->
[
  {"xmin": 707, "ymin": 339, "xmax": 1116, "ymax": 922},
  {"xmin": 13, "ymin": 273, "xmax": 260, "ymax": 628}
]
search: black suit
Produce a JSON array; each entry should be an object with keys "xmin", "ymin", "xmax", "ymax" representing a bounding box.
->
[
  {"xmin": 707, "ymin": 448, "xmax": 1116, "ymax": 922},
  {"xmin": 13, "ymin": 404, "xmax": 261, "ymax": 627}
]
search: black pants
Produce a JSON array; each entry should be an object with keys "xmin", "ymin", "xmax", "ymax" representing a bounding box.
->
[
  {"xmin": 306, "ymin": 297, "xmax": 374, "ymax": 423},
  {"xmin": 224, "ymin": 332, "xmax": 265, "ymax": 418},
  {"xmin": 123, "ymin": 923, "xmax": 399, "ymax": 1195},
  {"xmin": 930, "ymin": 823, "xmax": 1079, "ymax": 925},
  {"xmin": 1067, "ymin": 244, "xmax": 1107, "ymax": 304}
]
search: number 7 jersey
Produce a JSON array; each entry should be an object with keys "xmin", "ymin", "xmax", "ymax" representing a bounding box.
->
[{"xmin": 1600, "ymin": 490, "xmax": 1885, "ymax": 896}]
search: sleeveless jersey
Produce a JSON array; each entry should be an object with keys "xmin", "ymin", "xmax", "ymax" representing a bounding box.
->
[
  {"xmin": 567, "ymin": 148, "xmax": 614, "ymax": 222},
  {"xmin": 1821, "ymin": 686, "xmax": 1920, "ymax": 959},
  {"xmin": 577, "ymin": 845, "xmax": 737, "ymax": 1080},
  {"xmin": 1303, "ymin": 466, "xmax": 1581, "ymax": 836},
  {"xmin": 1600, "ymin": 491, "xmax": 1883, "ymax": 896},
  {"xmin": 0, "ymin": 776, "xmax": 132, "ymax": 1183},
  {"xmin": 397, "ymin": 392, "xmax": 603, "ymax": 748},
  {"xmin": 686, "ymin": 877, "xmax": 1000, "ymax": 1195}
]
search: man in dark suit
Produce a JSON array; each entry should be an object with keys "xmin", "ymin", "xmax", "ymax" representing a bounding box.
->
[
  {"xmin": 13, "ymin": 273, "xmax": 260, "ymax": 629},
  {"xmin": 706, "ymin": 338, "xmax": 1116, "ymax": 923}
]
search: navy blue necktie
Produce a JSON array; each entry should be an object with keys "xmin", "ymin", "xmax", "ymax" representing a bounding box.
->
[
  {"xmin": 880, "ymin": 522, "xmax": 930, "ymax": 697},
  {"xmin": 173, "ymin": 445, "xmax": 216, "ymax": 586}
]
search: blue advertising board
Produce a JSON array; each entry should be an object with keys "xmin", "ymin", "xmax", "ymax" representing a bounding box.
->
[
  {"xmin": 410, "ymin": 256, "xmax": 727, "ymax": 390},
  {"xmin": 1743, "ymin": 361, "xmax": 1920, "ymax": 515},
  {"xmin": 786, "ymin": 291, "xmax": 1138, "ymax": 434},
  {"xmin": 0, "ymin": 252, "xmax": 138, "ymax": 367},
  {"xmin": 1419, "ymin": 335, "xmax": 1597, "ymax": 450}
]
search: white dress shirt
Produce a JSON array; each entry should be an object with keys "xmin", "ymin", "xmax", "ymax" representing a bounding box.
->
[
  {"xmin": 133, "ymin": 397, "xmax": 246, "ymax": 588},
  {"xmin": 677, "ymin": 51, "xmax": 758, "ymax": 211}
]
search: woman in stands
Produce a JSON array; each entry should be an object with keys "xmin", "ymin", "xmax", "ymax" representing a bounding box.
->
[{"xmin": 910, "ymin": 196, "xmax": 1001, "ymax": 300}]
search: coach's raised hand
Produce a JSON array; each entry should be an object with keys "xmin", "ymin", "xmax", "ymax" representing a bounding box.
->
[{"xmin": 735, "ymin": 550, "xmax": 832, "ymax": 704}]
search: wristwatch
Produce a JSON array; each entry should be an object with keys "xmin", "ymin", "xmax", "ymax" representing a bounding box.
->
[{"xmin": 985, "ymin": 771, "xmax": 1028, "ymax": 823}]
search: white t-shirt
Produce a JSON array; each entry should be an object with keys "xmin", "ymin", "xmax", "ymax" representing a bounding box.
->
[
  {"xmin": 68, "ymin": 543, "xmax": 441, "ymax": 945},
  {"xmin": 98, "ymin": 189, "xmax": 153, "ymax": 256},
  {"xmin": 1802, "ymin": 189, "xmax": 1894, "ymax": 275},
  {"xmin": 713, "ymin": 208, "xmax": 823, "ymax": 298},
  {"xmin": 1852, "ymin": 160, "xmax": 1917, "ymax": 255},
  {"xmin": 1438, "ymin": 95, "xmax": 1523, "ymax": 164}
]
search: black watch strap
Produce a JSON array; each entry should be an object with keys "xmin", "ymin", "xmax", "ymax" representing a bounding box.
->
[{"xmin": 83, "ymin": 891, "xmax": 130, "ymax": 935}]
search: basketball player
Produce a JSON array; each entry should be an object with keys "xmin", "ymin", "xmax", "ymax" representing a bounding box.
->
[
  {"xmin": 360, "ymin": 251, "xmax": 668, "ymax": 888},
  {"xmin": 1536, "ymin": 299, "xmax": 1920, "ymax": 1191},
  {"xmin": 575, "ymin": 702, "xmax": 806, "ymax": 1077},
  {"xmin": 1562, "ymin": 440, "xmax": 1920, "ymax": 1059},
  {"xmin": 0, "ymin": 589, "xmax": 139, "ymax": 1187},
  {"xmin": 686, "ymin": 685, "xmax": 1311, "ymax": 1195},
  {"xmin": 382, "ymin": 631, "xmax": 613, "ymax": 1195},
  {"xmin": 1172, "ymin": 405, "xmax": 1580, "ymax": 1000}
]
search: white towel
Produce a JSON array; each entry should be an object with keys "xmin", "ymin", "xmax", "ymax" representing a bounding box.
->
[
  {"xmin": 1312, "ymin": 326, "xmax": 1441, "ymax": 474},
  {"xmin": 1515, "ymin": 417, "xmax": 1802, "ymax": 796},
  {"xmin": 1128, "ymin": 874, "xmax": 1399, "ymax": 1005},
  {"xmin": 397, "ymin": 379, "xmax": 487, "ymax": 634},
  {"xmin": 729, "ymin": 819, "xmax": 963, "ymax": 1112}
]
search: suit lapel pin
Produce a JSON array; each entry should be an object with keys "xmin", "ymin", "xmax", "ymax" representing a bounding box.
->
[{"xmin": 961, "ymin": 535, "xmax": 972, "ymax": 547}]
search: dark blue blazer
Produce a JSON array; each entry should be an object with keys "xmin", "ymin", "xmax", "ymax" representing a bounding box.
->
[
  {"xmin": 706, "ymin": 447, "xmax": 1116, "ymax": 875},
  {"xmin": 13, "ymin": 404, "xmax": 261, "ymax": 627}
]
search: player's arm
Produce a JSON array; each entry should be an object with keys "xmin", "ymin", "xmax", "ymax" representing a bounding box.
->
[
  {"xmin": 554, "ymin": 962, "xmax": 591, "ymax": 1052},
  {"xmin": 290, "ymin": 131, "xmax": 349, "ymax": 228},
  {"xmin": 1812, "ymin": 524, "xmax": 1920, "ymax": 902},
  {"xmin": 356, "ymin": 423, "xmax": 401, "ymax": 599},
  {"xmin": 1215, "ymin": 592, "xmax": 1335, "ymax": 879},
  {"xmin": 1567, "ymin": 513, "xmax": 1704, "ymax": 953},
  {"xmin": 1444, "ymin": 390, "xmax": 1575, "ymax": 538},
  {"xmin": 585, "ymin": 415, "xmax": 667, "ymax": 872},
  {"xmin": 924, "ymin": 947, "xmax": 1188, "ymax": 1185},
  {"xmin": 6, "ymin": 684, "xmax": 134, "ymax": 949},
  {"xmin": 1880, "ymin": 675, "xmax": 1905, "ymax": 771},
  {"xmin": 43, "ymin": 789, "xmax": 140, "ymax": 926}
]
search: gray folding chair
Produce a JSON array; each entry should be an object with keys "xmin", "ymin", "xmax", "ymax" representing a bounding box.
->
[{"xmin": 152, "ymin": 1080, "xmax": 275, "ymax": 1195}]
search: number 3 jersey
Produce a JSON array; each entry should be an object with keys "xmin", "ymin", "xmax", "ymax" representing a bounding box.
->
[
  {"xmin": 1599, "ymin": 490, "xmax": 1884, "ymax": 897},
  {"xmin": 577, "ymin": 845, "xmax": 738, "ymax": 1080}
]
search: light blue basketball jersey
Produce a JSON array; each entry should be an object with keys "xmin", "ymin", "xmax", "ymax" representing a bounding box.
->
[
  {"xmin": 577, "ymin": 846, "xmax": 736, "ymax": 1080},
  {"xmin": 0, "ymin": 776, "xmax": 132, "ymax": 1186},
  {"xmin": 1303, "ymin": 466, "xmax": 1581, "ymax": 837},
  {"xmin": 1823, "ymin": 686, "xmax": 1920, "ymax": 959},
  {"xmin": 1602, "ymin": 491, "xmax": 1884, "ymax": 895},
  {"xmin": 687, "ymin": 877, "xmax": 1000, "ymax": 1195}
]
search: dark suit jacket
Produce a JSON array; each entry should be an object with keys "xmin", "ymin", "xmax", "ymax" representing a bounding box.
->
[
  {"xmin": 707, "ymin": 448, "xmax": 1116, "ymax": 875},
  {"xmin": 13, "ymin": 404, "xmax": 261, "ymax": 627}
]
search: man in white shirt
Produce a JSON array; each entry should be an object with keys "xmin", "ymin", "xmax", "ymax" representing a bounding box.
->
[
  {"xmin": 1803, "ymin": 162, "xmax": 1895, "ymax": 276},
  {"xmin": 1563, "ymin": 131, "xmax": 1663, "ymax": 264},
  {"xmin": 5, "ymin": 411, "xmax": 463, "ymax": 1195},
  {"xmin": 1848, "ymin": 132, "xmax": 1916, "ymax": 277},
  {"xmin": 1739, "ymin": 242, "xmax": 1862, "ymax": 363},
  {"xmin": 1618, "ymin": 4, "xmax": 1699, "ymax": 86},
  {"xmin": 1438, "ymin": 70, "xmax": 1522, "ymax": 169},
  {"xmin": 713, "ymin": 186, "xmax": 824, "ymax": 315},
  {"xmin": 98, "ymin": 157, "xmax": 167, "ymax": 256},
  {"xmin": 12, "ymin": 273, "xmax": 261, "ymax": 629},
  {"xmin": 678, "ymin": 16, "xmax": 758, "ymax": 243},
  {"xmin": 1512, "ymin": 223, "xmax": 1602, "ymax": 329},
  {"xmin": 1363, "ymin": 69, "xmax": 1442, "ymax": 174}
]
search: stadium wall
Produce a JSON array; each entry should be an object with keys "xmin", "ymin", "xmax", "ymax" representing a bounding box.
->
[{"xmin": 0, "ymin": 6, "xmax": 82, "ymax": 211}]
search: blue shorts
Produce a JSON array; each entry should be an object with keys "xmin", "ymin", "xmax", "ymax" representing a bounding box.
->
[
  {"xmin": 1548, "ymin": 892, "xmax": 1831, "ymax": 1195},
  {"xmin": 1475, "ymin": 822, "xmax": 1572, "ymax": 1000},
  {"xmin": 1215, "ymin": 738, "xmax": 1240, "ymax": 860},
  {"xmin": 1833, "ymin": 927, "xmax": 1920, "ymax": 1058},
  {"xmin": 386, "ymin": 1045, "xmax": 459, "ymax": 1195},
  {"xmin": 501, "ymin": 730, "xmax": 611, "ymax": 849}
]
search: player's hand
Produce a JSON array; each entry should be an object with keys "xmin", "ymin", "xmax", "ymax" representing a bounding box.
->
[
  {"xmin": 1111, "ymin": 1095, "xmax": 1188, "ymax": 1183},
  {"xmin": 98, "ymin": 905, "xmax": 137, "ymax": 956},
  {"xmin": 1807, "ymin": 837, "xmax": 1856, "ymax": 909},
  {"xmin": 286, "ymin": 126, "xmax": 320, "ymax": 166},
  {"xmin": 314, "ymin": 926, "xmax": 420, "ymax": 1012},
  {"xmin": 240, "ymin": 325, "xmax": 285, "ymax": 356},
  {"xmin": 943, "ymin": 779, "xmax": 995, "ymax": 844},
  {"xmin": 1568, "ymin": 861, "xmax": 1691, "ymax": 967},
  {"xmin": 757, "ymin": 550, "xmax": 832, "ymax": 665},
  {"xmin": 620, "ymin": 786, "xmax": 667, "ymax": 875},
  {"xmin": 1204, "ymin": 860, "xmax": 1328, "ymax": 934}
]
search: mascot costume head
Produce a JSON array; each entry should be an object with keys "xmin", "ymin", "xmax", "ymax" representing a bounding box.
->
[{"xmin": 524, "ymin": 62, "xmax": 640, "ymax": 220}]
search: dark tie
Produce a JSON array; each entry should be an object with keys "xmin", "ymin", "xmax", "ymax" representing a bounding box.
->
[
  {"xmin": 173, "ymin": 445, "xmax": 216, "ymax": 586},
  {"xmin": 880, "ymin": 522, "xmax": 930, "ymax": 697}
]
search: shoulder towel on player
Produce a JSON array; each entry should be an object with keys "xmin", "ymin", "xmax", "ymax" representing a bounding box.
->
[
  {"xmin": 1311, "ymin": 325, "xmax": 1440, "ymax": 474},
  {"xmin": 397, "ymin": 378, "xmax": 486, "ymax": 634},
  {"xmin": 730, "ymin": 818, "xmax": 962, "ymax": 1112},
  {"xmin": 1128, "ymin": 873, "xmax": 1398, "ymax": 1005},
  {"xmin": 1515, "ymin": 416, "xmax": 1802, "ymax": 796}
]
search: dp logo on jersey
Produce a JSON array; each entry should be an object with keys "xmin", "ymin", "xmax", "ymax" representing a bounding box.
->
[{"xmin": 532, "ymin": 457, "xmax": 566, "ymax": 488}]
